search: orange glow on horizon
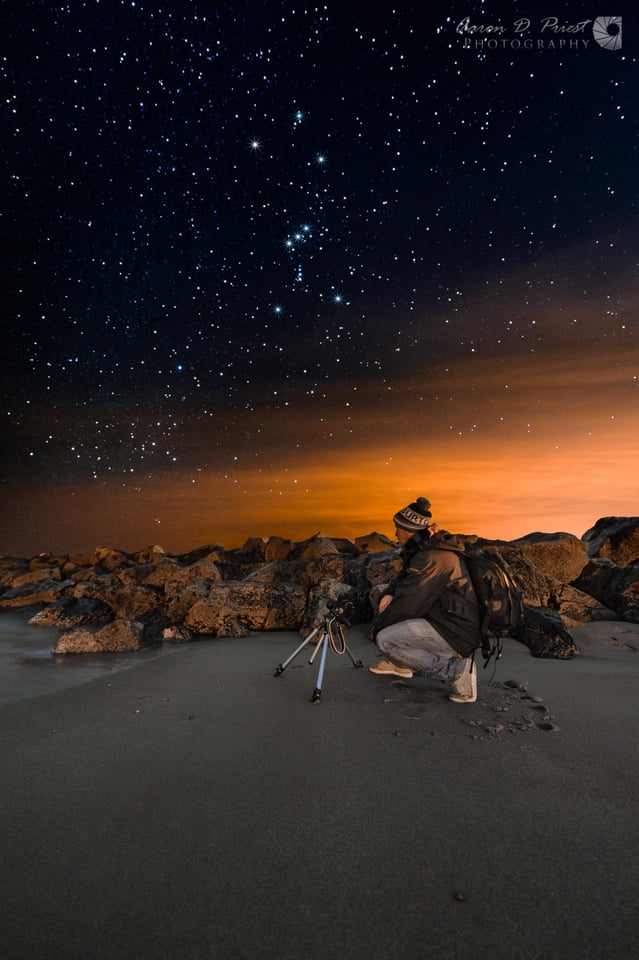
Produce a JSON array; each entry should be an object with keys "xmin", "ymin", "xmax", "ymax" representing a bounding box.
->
[{"xmin": 3, "ymin": 345, "xmax": 637, "ymax": 557}]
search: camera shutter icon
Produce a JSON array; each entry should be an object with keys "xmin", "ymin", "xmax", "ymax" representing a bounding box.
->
[{"xmin": 593, "ymin": 16, "xmax": 622, "ymax": 50}]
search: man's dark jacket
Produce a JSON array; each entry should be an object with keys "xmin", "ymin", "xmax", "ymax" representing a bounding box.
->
[{"xmin": 373, "ymin": 531, "xmax": 481, "ymax": 658}]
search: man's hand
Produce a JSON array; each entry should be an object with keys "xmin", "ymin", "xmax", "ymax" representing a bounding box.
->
[{"xmin": 378, "ymin": 594, "xmax": 393, "ymax": 613}]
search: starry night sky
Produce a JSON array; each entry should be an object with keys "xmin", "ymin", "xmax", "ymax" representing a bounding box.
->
[{"xmin": 2, "ymin": 2, "xmax": 637, "ymax": 556}]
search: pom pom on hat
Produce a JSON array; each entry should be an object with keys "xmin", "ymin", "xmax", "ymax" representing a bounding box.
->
[{"xmin": 393, "ymin": 497, "xmax": 432, "ymax": 533}]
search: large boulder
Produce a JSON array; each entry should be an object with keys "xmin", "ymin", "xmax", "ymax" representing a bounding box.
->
[
  {"xmin": 0, "ymin": 578, "xmax": 75, "ymax": 608},
  {"xmin": 131, "ymin": 545, "xmax": 167, "ymax": 565},
  {"xmin": 67, "ymin": 546, "xmax": 130, "ymax": 570},
  {"xmin": 0, "ymin": 565, "xmax": 62, "ymax": 589},
  {"xmin": 247, "ymin": 555, "xmax": 362, "ymax": 591},
  {"xmin": 465, "ymin": 543, "xmax": 553, "ymax": 608},
  {"xmin": 299, "ymin": 580, "xmax": 360, "ymax": 636},
  {"xmin": 239, "ymin": 537, "xmax": 267, "ymax": 560},
  {"xmin": 264, "ymin": 536, "xmax": 294, "ymax": 561},
  {"xmin": 289, "ymin": 534, "xmax": 341, "ymax": 560},
  {"xmin": 520, "ymin": 605, "xmax": 579, "ymax": 659},
  {"xmin": 95, "ymin": 548, "xmax": 131, "ymax": 572},
  {"xmin": 53, "ymin": 618, "xmax": 144, "ymax": 654},
  {"xmin": 509, "ymin": 532, "xmax": 589, "ymax": 582},
  {"xmin": 28, "ymin": 597, "xmax": 113, "ymax": 628},
  {"xmin": 176, "ymin": 544, "xmax": 225, "ymax": 566},
  {"xmin": 354, "ymin": 532, "xmax": 398, "ymax": 554},
  {"xmin": 70, "ymin": 580, "xmax": 163, "ymax": 618},
  {"xmin": 162, "ymin": 559, "xmax": 223, "ymax": 596},
  {"xmin": 140, "ymin": 559, "xmax": 182, "ymax": 588},
  {"xmin": 573, "ymin": 560, "xmax": 639, "ymax": 623},
  {"xmin": 550, "ymin": 583, "xmax": 616, "ymax": 627},
  {"xmin": 582, "ymin": 517, "xmax": 639, "ymax": 566},
  {"xmin": 364, "ymin": 550, "xmax": 403, "ymax": 587},
  {"xmin": 184, "ymin": 582, "xmax": 306, "ymax": 635},
  {"xmin": 619, "ymin": 583, "xmax": 639, "ymax": 623}
]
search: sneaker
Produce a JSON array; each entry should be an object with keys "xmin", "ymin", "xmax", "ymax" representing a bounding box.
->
[
  {"xmin": 369, "ymin": 659, "xmax": 413, "ymax": 679},
  {"xmin": 449, "ymin": 659, "xmax": 477, "ymax": 703}
]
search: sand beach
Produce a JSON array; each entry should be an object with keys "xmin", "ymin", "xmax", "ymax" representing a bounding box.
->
[{"xmin": 1, "ymin": 619, "xmax": 638, "ymax": 960}]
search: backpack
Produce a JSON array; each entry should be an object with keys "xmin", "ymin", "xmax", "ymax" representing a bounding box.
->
[{"xmin": 464, "ymin": 549, "xmax": 525, "ymax": 668}]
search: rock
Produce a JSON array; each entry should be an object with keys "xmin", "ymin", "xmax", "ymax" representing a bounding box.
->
[
  {"xmin": 165, "ymin": 585, "xmax": 211, "ymax": 624},
  {"xmin": 618, "ymin": 583, "xmax": 639, "ymax": 623},
  {"xmin": 552, "ymin": 583, "xmax": 616, "ymax": 627},
  {"xmin": 28, "ymin": 597, "xmax": 113, "ymax": 628},
  {"xmin": 299, "ymin": 580, "xmax": 358, "ymax": 636},
  {"xmin": 240, "ymin": 537, "xmax": 267, "ymax": 560},
  {"xmin": 67, "ymin": 566, "xmax": 100, "ymax": 582},
  {"xmin": 162, "ymin": 625, "xmax": 193, "ymax": 643},
  {"xmin": 571, "ymin": 558, "xmax": 618, "ymax": 603},
  {"xmin": 116, "ymin": 564, "xmax": 158, "ymax": 586},
  {"xmin": 289, "ymin": 534, "xmax": 340, "ymax": 560},
  {"xmin": 328, "ymin": 537, "xmax": 360, "ymax": 556},
  {"xmin": 0, "ymin": 566, "xmax": 62, "ymax": 589},
  {"xmin": 67, "ymin": 546, "xmax": 129, "ymax": 570},
  {"xmin": 140, "ymin": 559, "xmax": 181, "ymax": 587},
  {"xmin": 354, "ymin": 532, "xmax": 398, "ymax": 554},
  {"xmin": 176, "ymin": 543, "xmax": 225, "ymax": 565},
  {"xmin": 573, "ymin": 560, "xmax": 639, "ymax": 622},
  {"xmin": 131, "ymin": 545, "xmax": 167, "ymax": 565},
  {"xmin": 364, "ymin": 550, "xmax": 403, "ymax": 587},
  {"xmin": 0, "ymin": 556, "xmax": 27, "ymax": 571},
  {"xmin": 0, "ymin": 579, "xmax": 76, "ymax": 609},
  {"xmin": 582, "ymin": 517, "xmax": 639, "ymax": 566},
  {"xmin": 512, "ymin": 531, "xmax": 576, "ymax": 543},
  {"xmin": 509, "ymin": 533, "xmax": 589, "ymax": 582},
  {"xmin": 70, "ymin": 581, "xmax": 163, "ymax": 618},
  {"xmin": 520, "ymin": 605, "xmax": 579, "ymax": 659},
  {"xmin": 53, "ymin": 618, "xmax": 144, "ymax": 654},
  {"xmin": 162, "ymin": 559, "xmax": 223, "ymax": 596},
  {"xmin": 96, "ymin": 549, "xmax": 131, "ymax": 571},
  {"xmin": 216, "ymin": 618, "xmax": 252, "ymax": 638},
  {"xmin": 247, "ymin": 554, "xmax": 361, "ymax": 591},
  {"xmin": 264, "ymin": 536, "xmax": 294, "ymax": 561},
  {"xmin": 28, "ymin": 553, "xmax": 67, "ymax": 570},
  {"xmin": 184, "ymin": 582, "xmax": 306, "ymax": 634}
]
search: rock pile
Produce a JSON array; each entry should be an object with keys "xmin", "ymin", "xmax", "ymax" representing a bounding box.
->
[{"xmin": 1, "ymin": 518, "xmax": 637, "ymax": 659}]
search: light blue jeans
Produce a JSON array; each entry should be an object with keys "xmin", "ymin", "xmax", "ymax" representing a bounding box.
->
[{"xmin": 376, "ymin": 618, "xmax": 466, "ymax": 682}]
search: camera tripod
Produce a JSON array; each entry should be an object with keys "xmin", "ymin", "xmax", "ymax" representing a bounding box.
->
[{"xmin": 273, "ymin": 601, "xmax": 363, "ymax": 702}]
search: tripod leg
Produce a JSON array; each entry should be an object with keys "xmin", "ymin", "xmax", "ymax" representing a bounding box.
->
[
  {"xmin": 273, "ymin": 625, "xmax": 323, "ymax": 676},
  {"xmin": 343, "ymin": 641, "xmax": 364, "ymax": 669},
  {"xmin": 311, "ymin": 633, "xmax": 330, "ymax": 702},
  {"xmin": 308, "ymin": 631, "xmax": 325, "ymax": 664}
]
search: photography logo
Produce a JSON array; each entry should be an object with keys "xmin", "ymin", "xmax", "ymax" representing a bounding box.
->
[
  {"xmin": 456, "ymin": 14, "xmax": 623, "ymax": 52},
  {"xmin": 592, "ymin": 16, "xmax": 622, "ymax": 49}
]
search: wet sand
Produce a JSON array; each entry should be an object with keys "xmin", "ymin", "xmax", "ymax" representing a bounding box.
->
[
  {"xmin": 0, "ymin": 610, "xmax": 178, "ymax": 707},
  {"xmin": 1, "ymin": 621, "xmax": 638, "ymax": 960}
]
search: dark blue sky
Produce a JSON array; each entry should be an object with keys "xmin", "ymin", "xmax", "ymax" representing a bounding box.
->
[{"xmin": 1, "ymin": 3, "xmax": 637, "ymax": 552}]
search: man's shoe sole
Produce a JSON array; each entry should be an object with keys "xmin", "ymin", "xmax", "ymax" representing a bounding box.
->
[{"xmin": 369, "ymin": 666, "xmax": 413, "ymax": 679}]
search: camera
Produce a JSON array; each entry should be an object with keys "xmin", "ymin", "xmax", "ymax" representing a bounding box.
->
[{"xmin": 326, "ymin": 597, "xmax": 354, "ymax": 623}]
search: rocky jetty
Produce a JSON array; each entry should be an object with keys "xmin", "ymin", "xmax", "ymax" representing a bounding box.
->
[{"xmin": 1, "ymin": 517, "xmax": 637, "ymax": 659}]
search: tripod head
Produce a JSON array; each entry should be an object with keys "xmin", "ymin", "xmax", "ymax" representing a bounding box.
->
[{"xmin": 325, "ymin": 597, "xmax": 354, "ymax": 627}]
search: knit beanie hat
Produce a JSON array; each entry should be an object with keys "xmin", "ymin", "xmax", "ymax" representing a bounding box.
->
[{"xmin": 393, "ymin": 497, "xmax": 432, "ymax": 533}]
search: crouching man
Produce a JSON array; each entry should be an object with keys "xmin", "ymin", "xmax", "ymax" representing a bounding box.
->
[{"xmin": 371, "ymin": 497, "xmax": 481, "ymax": 703}]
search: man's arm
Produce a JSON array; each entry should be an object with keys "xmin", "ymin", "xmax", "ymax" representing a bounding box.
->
[{"xmin": 374, "ymin": 551, "xmax": 454, "ymax": 629}]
